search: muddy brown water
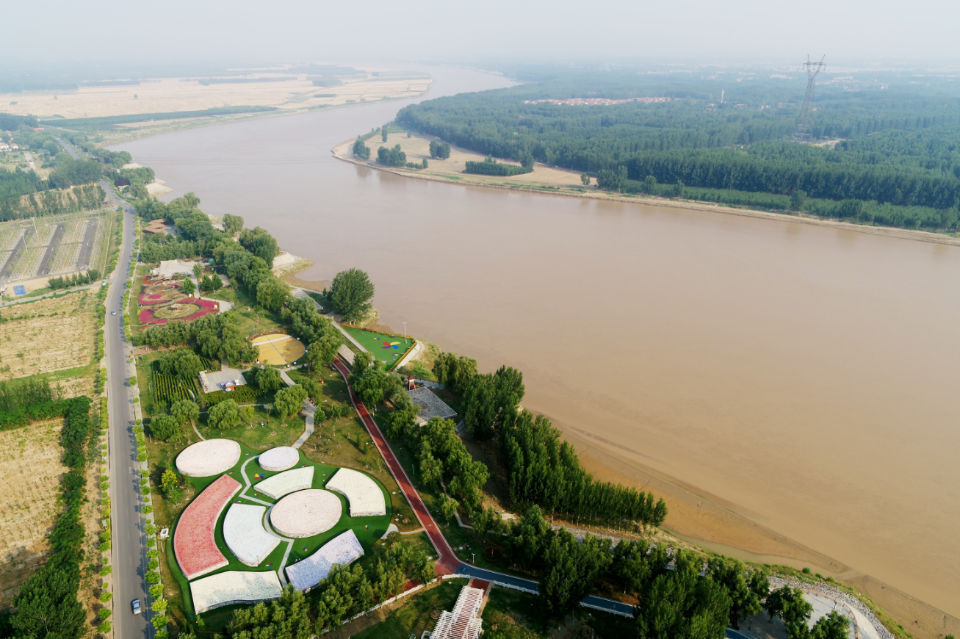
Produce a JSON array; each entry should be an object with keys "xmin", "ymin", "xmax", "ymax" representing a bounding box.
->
[{"xmin": 115, "ymin": 67, "xmax": 960, "ymax": 620}]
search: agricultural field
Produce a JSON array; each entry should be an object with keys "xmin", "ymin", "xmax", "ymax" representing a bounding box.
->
[
  {"xmin": 0, "ymin": 420, "xmax": 67, "ymax": 604},
  {"xmin": 152, "ymin": 369, "xmax": 201, "ymax": 405},
  {"xmin": 341, "ymin": 326, "xmax": 415, "ymax": 370},
  {"xmin": 0, "ymin": 289, "xmax": 97, "ymax": 381},
  {"xmin": 0, "ymin": 211, "xmax": 114, "ymax": 293}
]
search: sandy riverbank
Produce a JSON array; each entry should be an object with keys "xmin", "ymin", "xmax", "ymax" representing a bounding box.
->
[
  {"xmin": 332, "ymin": 135, "xmax": 960, "ymax": 250},
  {"xmin": 4, "ymin": 70, "xmax": 430, "ymax": 120}
]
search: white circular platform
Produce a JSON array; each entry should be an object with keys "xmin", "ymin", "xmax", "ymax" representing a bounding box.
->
[
  {"xmin": 270, "ymin": 489, "xmax": 342, "ymax": 538},
  {"xmin": 175, "ymin": 439, "xmax": 241, "ymax": 477},
  {"xmin": 259, "ymin": 446, "xmax": 299, "ymax": 472}
]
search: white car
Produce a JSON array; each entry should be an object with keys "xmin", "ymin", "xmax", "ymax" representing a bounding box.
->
[{"xmin": 131, "ymin": 599, "xmax": 141, "ymax": 615}]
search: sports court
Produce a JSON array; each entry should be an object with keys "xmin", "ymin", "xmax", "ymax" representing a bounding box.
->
[
  {"xmin": 341, "ymin": 326, "xmax": 415, "ymax": 370},
  {"xmin": 251, "ymin": 332, "xmax": 306, "ymax": 365}
]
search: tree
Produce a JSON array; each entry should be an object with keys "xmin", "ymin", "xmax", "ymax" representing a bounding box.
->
[
  {"xmin": 765, "ymin": 586, "xmax": 812, "ymax": 639},
  {"xmin": 160, "ymin": 468, "xmax": 181, "ymax": 500},
  {"xmin": 170, "ymin": 399, "xmax": 199, "ymax": 427},
  {"xmin": 376, "ymin": 145, "xmax": 406, "ymax": 167},
  {"xmin": 193, "ymin": 263, "xmax": 202, "ymax": 279},
  {"xmin": 208, "ymin": 399, "xmax": 244, "ymax": 430},
  {"xmin": 274, "ymin": 384, "xmax": 308, "ymax": 419},
  {"xmin": 597, "ymin": 165, "xmax": 627, "ymax": 191},
  {"xmin": 156, "ymin": 349, "xmax": 204, "ymax": 380},
  {"xmin": 790, "ymin": 189, "xmax": 807, "ymax": 211},
  {"xmin": 222, "ymin": 213, "xmax": 244, "ymax": 235},
  {"xmin": 148, "ymin": 415, "xmax": 180, "ymax": 441},
  {"xmin": 381, "ymin": 126, "xmax": 388, "ymax": 142},
  {"xmin": 352, "ymin": 364, "xmax": 388, "ymax": 408},
  {"xmin": 199, "ymin": 273, "xmax": 223, "ymax": 292},
  {"xmin": 353, "ymin": 138, "xmax": 371, "ymax": 160},
  {"xmin": 580, "ymin": 173, "xmax": 591, "ymax": 186},
  {"xmin": 307, "ymin": 332, "xmax": 343, "ymax": 369},
  {"xmin": 418, "ymin": 443, "xmax": 444, "ymax": 488},
  {"xmin": 540, "ymin": 531, "xmax": 612, "ymax": 615},
  {"xmin": 438, "ymin": 494, "xmax": 459, "ymax": 522},
  {"xmin": 181, "ymin": 277, "xmax": 195, "ymax": 297},
  {"xmin": 708, "ymin": 558, "xmax": 766, "ymax": 628},
  {"xmin": 810, "ymin": 611, "xmax": 850, "ymax": 639},
  {"xmin": 239, "ymin": 227, "xmax": 280, "ymax": 264},
  {"xmin": 249, "ymin": 366, "xmax": 284, "ymax": 393},
  {"xmin": 256, "ymin": 277, "xmax": 289, "ymax": 311},
  {"xmin": 429, "ymin": 140, "xmax": 451, "ymax": 159},
  {"xmin": 329, "ymin": 268, "xmax": 375, "ymax": 322},
  {"xmin": 836, "ymin": 199, "xmax": 864, "ymax": 219}
]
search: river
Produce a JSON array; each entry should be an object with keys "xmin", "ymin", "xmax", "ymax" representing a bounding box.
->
[{"xmin": 115, "ymin": 67, "xmax": 960, "ymax": 624}]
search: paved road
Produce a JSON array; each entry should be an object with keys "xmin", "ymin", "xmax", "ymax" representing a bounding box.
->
[
  {"xmin": 76, "ymin": 152, "xmax": 153, "ymax": 635},
  {"xmin": 57, "ymin": 135, "xmax": 153, "ymax": 635}
]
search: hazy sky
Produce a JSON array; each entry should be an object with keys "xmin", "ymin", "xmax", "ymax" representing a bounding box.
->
[{"xmin": 3, "ymin": 0, "xmax": 958, "ymax": 72}]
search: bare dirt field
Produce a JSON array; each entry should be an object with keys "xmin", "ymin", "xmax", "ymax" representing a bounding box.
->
[
  {"xmin": 0, "ymin": 420, "xmax": 65, "ymax": 605},
  {"xmin": 0, "ymin": 290, "xmax": 96, "ymax": 380},
  {"xmin": 0, "ymin": 71, "xmax": 430, "ymax": 121}
]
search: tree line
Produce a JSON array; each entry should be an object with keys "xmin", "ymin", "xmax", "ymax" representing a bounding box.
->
[
  {"xmin": 47, "ymin": 269, "xmax": 100, "ymax": 289},
  {"xmin": 433, "ymin": 351, "xmax": 667, "ymax": 529},
  {"xmin": 464, "ymin": 158, "xmax": 533, "ymax": 176},
  {"xmin": 3, "ymin": 390, "xmax": 93, "ymax": 639},
  {"xmin": 397, "ymin": 71, "xmax": 960, "ymax": 231}
]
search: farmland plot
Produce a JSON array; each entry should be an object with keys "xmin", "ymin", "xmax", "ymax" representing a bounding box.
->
[
  {"xmin": 0, "ymin": 290, "xmax": 96, "ymax": 380},
  {"xmin": 0, "ymin": 420, "xmax": 66, "ymax": 604}
]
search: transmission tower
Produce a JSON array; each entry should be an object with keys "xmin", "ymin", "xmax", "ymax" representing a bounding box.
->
[{"xmin": 793, "ymin": 54, "xmax": 825, "ymax": 142}]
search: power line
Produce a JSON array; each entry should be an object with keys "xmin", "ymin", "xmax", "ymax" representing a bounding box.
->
[{"xmin": 793, "ymin": 54, "xmax": 825, "ymax": 143}]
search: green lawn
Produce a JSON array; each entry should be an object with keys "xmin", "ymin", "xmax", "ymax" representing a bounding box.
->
[{"xmin": 342, "ymin": 325, "xmax": 415, "ymax": 370}]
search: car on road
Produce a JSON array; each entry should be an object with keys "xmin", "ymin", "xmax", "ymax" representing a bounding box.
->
[
  {"xmin": 111, "ymin": 310, "xmax": 117, "ymax": 315},
  {"xmin": 131, "ymin": 599, "xmax": 141, "ymax": 615}
]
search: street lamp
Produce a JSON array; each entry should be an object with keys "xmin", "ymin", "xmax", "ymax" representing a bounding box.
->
[{"xmin": 402, "ymin": 321, "xmax": 407, "ymax": 339}]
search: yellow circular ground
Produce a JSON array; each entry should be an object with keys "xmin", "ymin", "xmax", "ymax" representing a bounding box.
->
[{"xmin": 250, "ymin": 334, "xmax": 306, "ymax": 365}]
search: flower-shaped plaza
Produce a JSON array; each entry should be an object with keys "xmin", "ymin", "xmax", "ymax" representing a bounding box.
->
[{"xmin": 171, "ymin": 441, "xmax": 390, "ymax": 614}]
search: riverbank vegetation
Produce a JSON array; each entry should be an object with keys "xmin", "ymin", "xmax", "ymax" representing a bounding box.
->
[{"xmin": 397, "ymin": 69, "xmax": 960, "ymax": 232}]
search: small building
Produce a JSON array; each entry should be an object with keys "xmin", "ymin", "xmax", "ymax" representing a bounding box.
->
[
  {"xmin": 406, "ymin": 386, "xmax": 457, "ymax": 426},
  {"xmin": 427, "ymin": 585, "xmax": 484, "ymax": 639}
]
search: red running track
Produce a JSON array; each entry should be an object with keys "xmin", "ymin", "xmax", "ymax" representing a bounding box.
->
[{"xmin": 333, "ymin": 358, "xmax": 460, "ymax": 576}]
